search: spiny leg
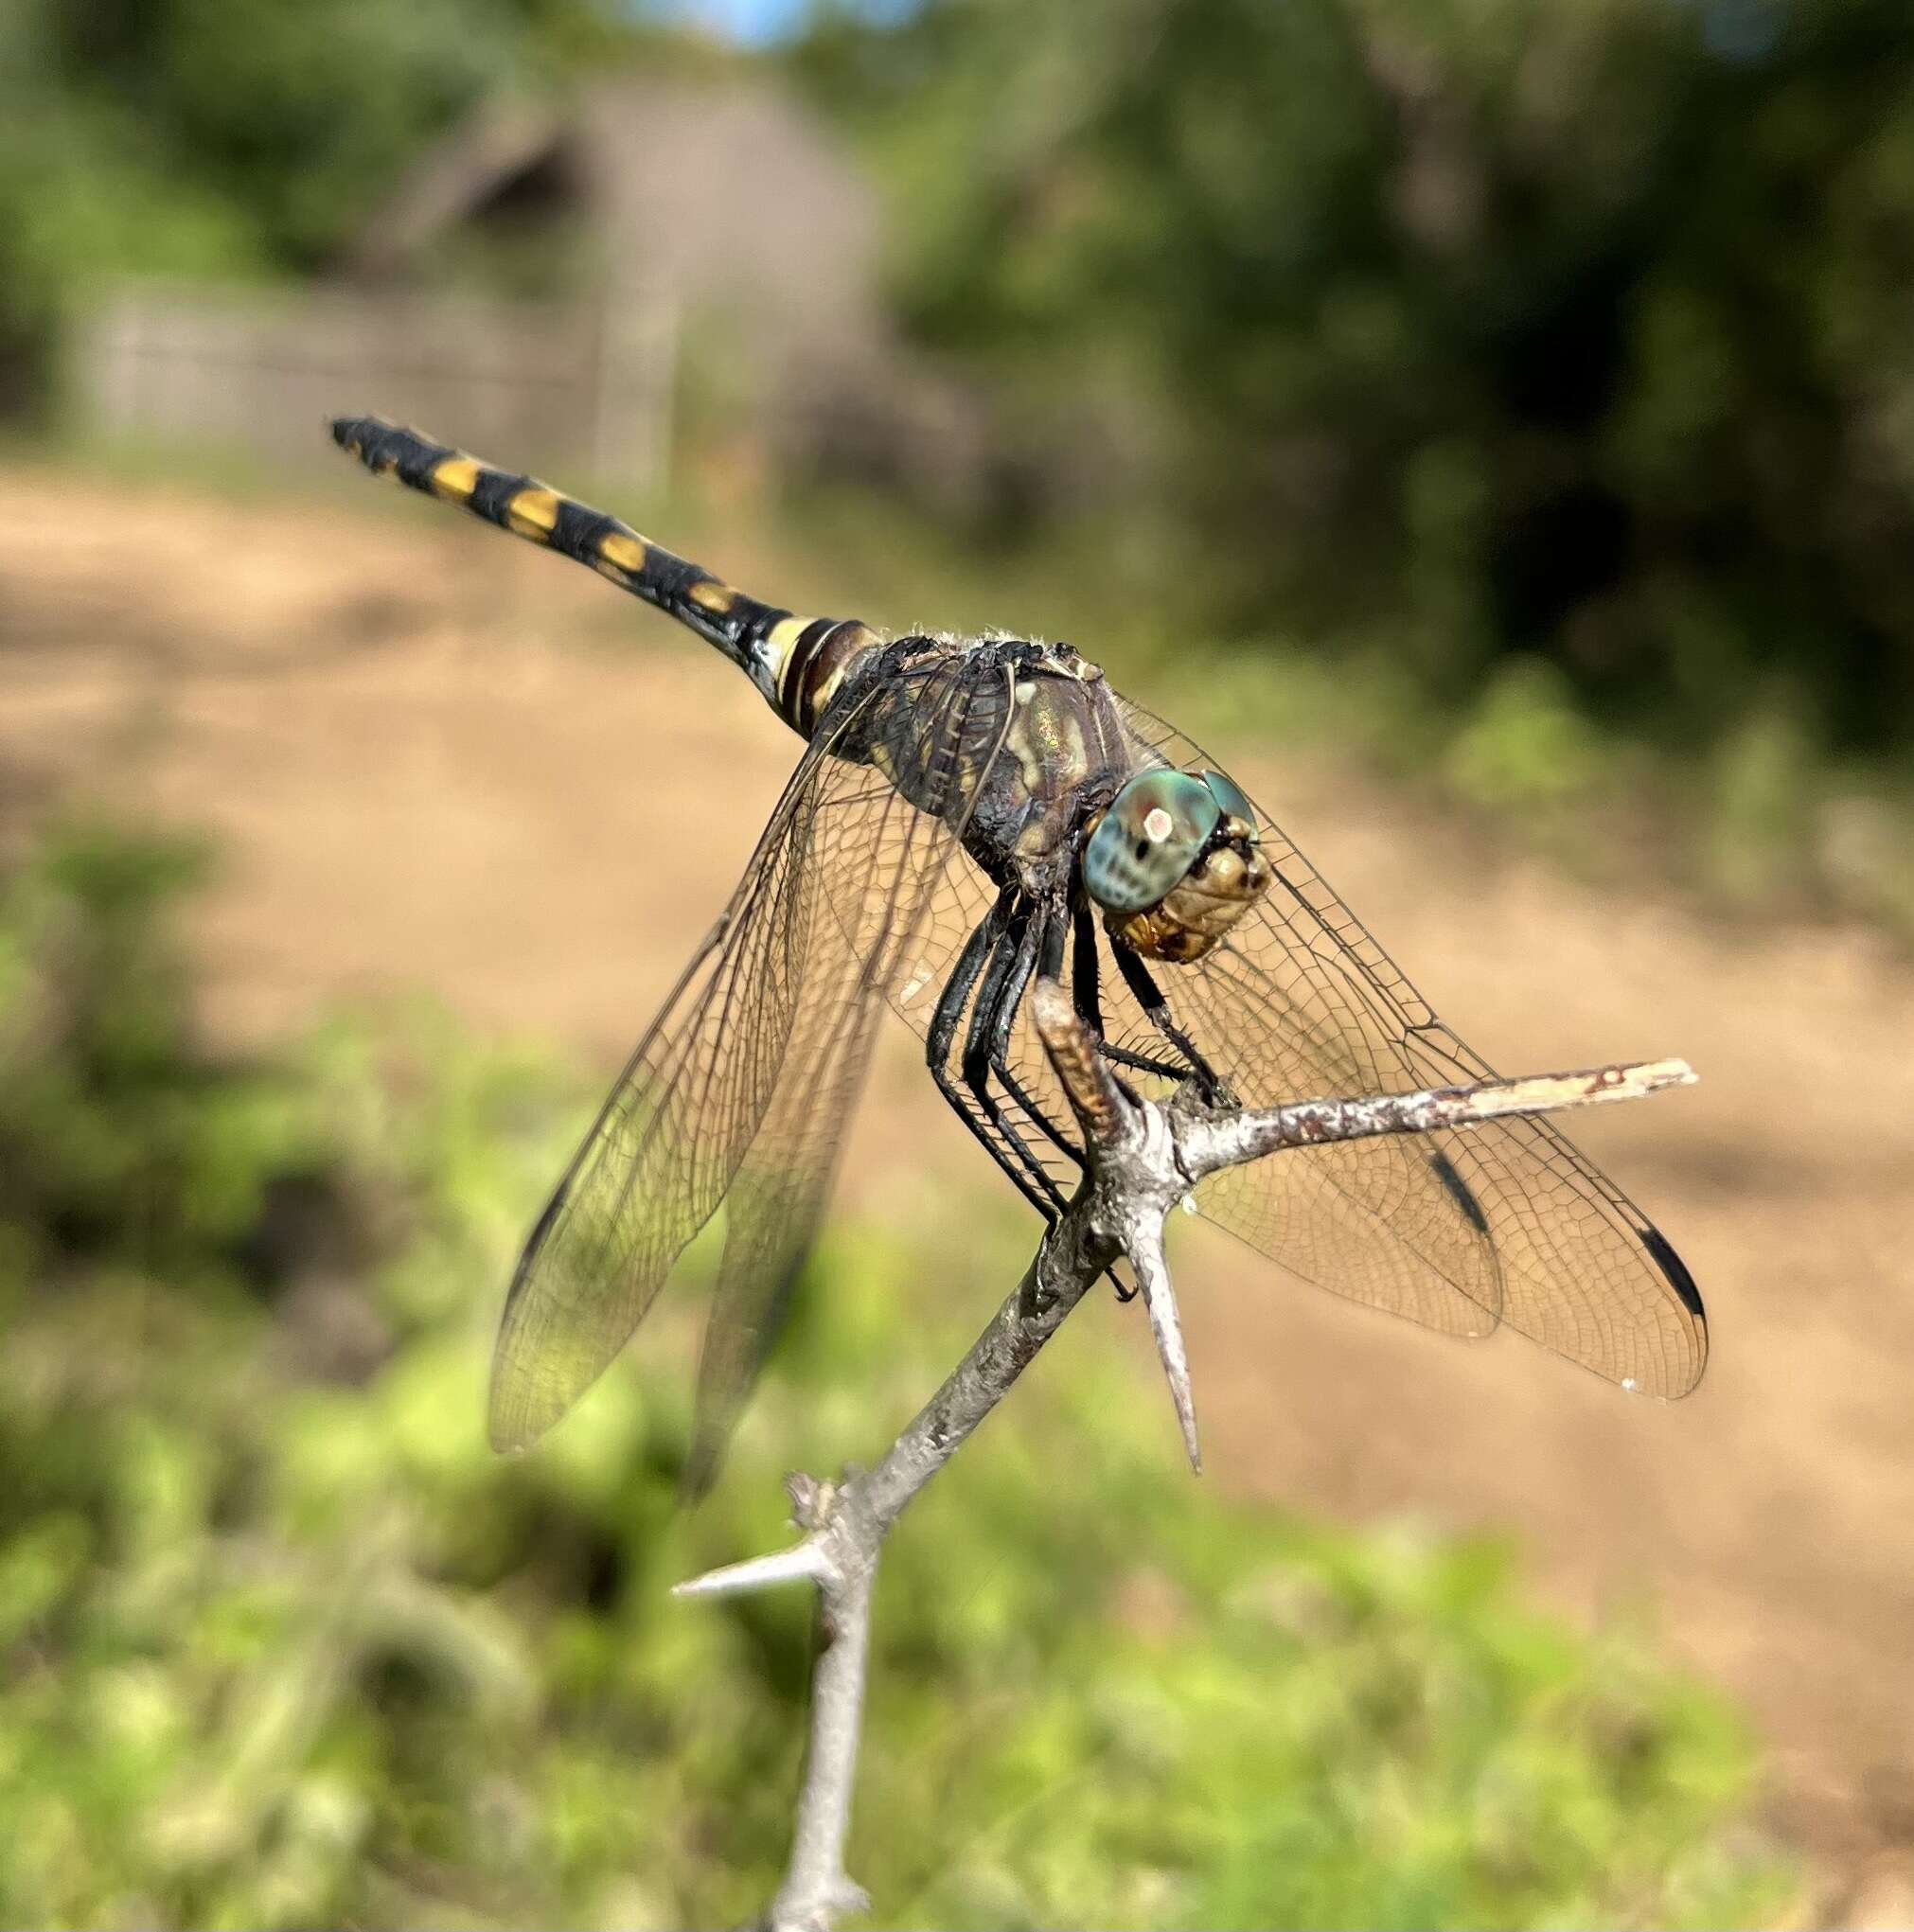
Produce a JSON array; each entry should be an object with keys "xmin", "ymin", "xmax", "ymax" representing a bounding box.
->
[
  {"xmin": 969, "ymin": 896, "xmax": 1079, "ymax": 1314},
  {"xmin": 1039, "ymin": 896, "xmax": 1068, "ymax": 984},
  {"xmin": 987, "ymin": 898, "xmax": 1086, "ymax": 1167},
  {"xmin": 984, "ymin": 897, "xmax": 1147, "ymax": 1321},
  {"xmin": 1069, "ymin": 893, "xmax": 1161, "ymax": 1091},
  {"xmin": 928, "ymin": 885, "xmax": 1010, "ymax": 1075},
  {"xmin": 962, "ymin": 903, "xmax": 1071, "ymax": 1217},
  {"xmin": 1113, "ymin": 942, "xmax": 1225, "ymax": 1101},
  {"xmin": 1100, "ymin": 1037, "xmax": 1208, "ymax": 1083},
  {"xmin": 1070, "ymin": 895, "xmax": 1205, "ymax": 1087},
  {"xmin": 1070, "ymin": 893, "xmax": 1105, "ymax": 1038},
  {"xmin": 927, "ymin": 890, "xmax": 1062, "ymax": 1226}
]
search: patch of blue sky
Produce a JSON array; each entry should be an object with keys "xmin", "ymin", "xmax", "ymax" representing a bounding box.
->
[{"xmin": 633, "ymin": 0, "xmax": 919, "ymax": 47}]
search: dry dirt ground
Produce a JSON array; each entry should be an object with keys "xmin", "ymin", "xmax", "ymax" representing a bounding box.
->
[{"xmin": 6, "ymin": 461, "xmax": 1913, "ymax": 1917}]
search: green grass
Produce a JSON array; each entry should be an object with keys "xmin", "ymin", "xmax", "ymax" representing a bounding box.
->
[{"xmin": 0, "ymin": 820, "xmax": 1797, "ymax": 1927}]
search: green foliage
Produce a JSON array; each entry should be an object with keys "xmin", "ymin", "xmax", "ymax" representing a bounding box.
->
[
  {"xmin": 0, "ymin": 822, "xmax": 268, "ymax": 1276},
  {"xmin": 0, "ymin": 824, "xmax": 1792, "ymax": 1926},
  {"xmin": 0, "ymin": 0, "xmax": 614, "ymax": 413},
  {"xmin": 1443, "ymin": 658, "xmax": 1603, "ymax": 813},
  {"xmin": 801, "ymin": 0, "xmax": 1914, "ymax": 769}
]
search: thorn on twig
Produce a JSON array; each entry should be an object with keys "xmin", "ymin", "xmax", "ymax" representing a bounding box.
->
[
  {"xmin": 672, "ymin": 1541, "xmax": 824, "ymax": 1600},
  {"xmin": 1134, "ymin": 1234, "xmax": 1201, "ymax": 1475}
]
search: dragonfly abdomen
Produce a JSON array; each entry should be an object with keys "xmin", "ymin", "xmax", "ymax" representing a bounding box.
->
[{"xmin": 329, "ymin": 416, "xmax": 881, "ymax": 737}]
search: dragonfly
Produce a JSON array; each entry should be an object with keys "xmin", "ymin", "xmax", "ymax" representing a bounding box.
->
[{"xmin": 333, "ymin": 415, "xmax": 1707, "ymax": 1490}]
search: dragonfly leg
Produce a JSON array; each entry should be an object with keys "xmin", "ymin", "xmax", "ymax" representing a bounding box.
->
[
  {"xmin": 986, "ymin": 899, "xmax": 1085, "ymax": 1166},
  {"xmin": 922, "ymin": 892, "xmax": 1130, "ymax": 1312},
  {"xmin": 1039, "ymin": 892, "xmax": 1069, "ymax": 983},
  {"xmin": 928, "ymin": 892, "xmax": 1065, "ymax": 1228},
  {"xmin": 1069, "ymin": 895, "xmax": 1205, "ymax": 1088},
  {"xmin": 928, "ymin": 886, "xmax": 1009, "ymax": 1073},
  {"xmin": 1070, "ymin": 893, "xmax": 1105, "ymax": 1037},
  {"xmin": 962, "ymin": 903, "xmax": 1072, "ymax": 1218},
  {"xmin": 984, "ymin": 900, "xmax": 1155, "ymax": 1320},
  {"xmin": 1113, "ymin": 943, "xmax": 1227, "ymax": 1102},
  {"xmin": 980, "ymin": 899, "xmax": 1076, "ymax": 1313},
  {"xmin": 1101, "ymin": 1037, "xmax": 1205, "ymax": 1083}
]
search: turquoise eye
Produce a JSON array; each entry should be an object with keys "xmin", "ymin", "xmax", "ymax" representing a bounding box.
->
[
  {"xmin": 1084, "ymin": 770, "xmax": 1220, "ymax": 914},
  {"xmin": 1201, "ymin": 769, "xmax": 1256, "ymax": 829}
]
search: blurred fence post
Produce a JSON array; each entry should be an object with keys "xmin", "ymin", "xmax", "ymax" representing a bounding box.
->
[
  {"xmin": 592, "ymin": 275, "xmax": 676, "ymax": 489},
  {"xmin": 74, "ymin": 277, "xmax": 675, "ymax": 487}
]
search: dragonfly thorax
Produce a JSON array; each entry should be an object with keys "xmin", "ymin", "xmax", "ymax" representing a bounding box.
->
[{"xmin": 946, "ymin": 641, "xmax": 1274, "ymax": 965}]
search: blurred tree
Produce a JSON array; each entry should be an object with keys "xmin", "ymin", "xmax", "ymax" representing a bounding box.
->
[
  {"xmin": 0, "ymin": 0, "xmax": 617, "ymax": 414},
  {"xmin": 799, "ymin": 0, "xmax": 1914, "ymax": 757}
]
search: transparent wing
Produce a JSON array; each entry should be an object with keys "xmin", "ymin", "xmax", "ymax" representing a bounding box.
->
[
  {"xmin": 1112, "ymin": 694, "xmax": 1707, "ymax": 1398},
  {"xmin": 489, "ymin": 654, "xmax": 1013, "ymax": 1459},
  {"xmin": 868, "ymin": 691, "xmax": 1704, "ymax": 1397},
  {"xmin": 866, "ymin": 792, "xmax": 1502, "ymax": 1340},
  {"xmin": 871, "ymin": 830, "xmax": 1499, "ymax": 1338}
]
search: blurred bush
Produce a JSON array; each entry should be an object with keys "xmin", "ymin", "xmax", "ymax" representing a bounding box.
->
[
  {"xmin": 802, "ymin": 0, "xmax": 1914, "ymax": 774},
  {"xmin": 0, "ymin": 821, "xmax": 1793, "ymax": 1927},
  {"xmin": 7, "ymin": 0, "xmax": 1914, "ymax": 922},
  {"xmin": 0, "ymin": 0, "xmax": 611, "ymax": 415}
]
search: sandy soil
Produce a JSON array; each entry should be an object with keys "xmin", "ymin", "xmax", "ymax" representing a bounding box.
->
[{"xmin": 5, "ymin": 461, "xmax": 1911, "ymax": 1914}]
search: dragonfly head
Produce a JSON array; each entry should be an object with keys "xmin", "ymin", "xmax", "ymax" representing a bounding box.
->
[{"xmin": 1083, "ymin": 767, "xmax": 1271, "ymax": 964}]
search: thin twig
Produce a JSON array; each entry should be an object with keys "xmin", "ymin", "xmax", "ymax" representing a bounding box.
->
[
  {"xmin": 1182, "ymin": 1057, "xmax": 1695, "ymax": 1177},
  {"xmin": 671, "ymin": 981, "xmax": 1696, "ymax": 1930}
]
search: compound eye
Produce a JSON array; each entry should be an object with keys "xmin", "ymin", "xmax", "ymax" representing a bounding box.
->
[
  {"xmin": 1083, "ymin": 770, "xmax": 1220, "ymax": 913},
  {"xmin": 1201, "ymin": 768, "xmax": 1257, "ymax": 831}
]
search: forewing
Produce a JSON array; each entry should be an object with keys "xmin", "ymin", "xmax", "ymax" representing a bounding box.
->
[
  {"xmin": 488, "ymin": 709, "xmax": 871, "ymax": 1452},
  {"xmin": 1114, "ymin": 695, "xmax": 1707, "ymax": 1397},
  {"xmin": 488, "ymin": 654, "xmax": 1011, "ymax": 1457},
  {"xmin": 682, "ymin": 657, "xmax": 1014, "ymax": 1491}
]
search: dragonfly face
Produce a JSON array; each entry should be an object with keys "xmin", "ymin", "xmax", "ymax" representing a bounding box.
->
[{"xmin": 1083, "ymin": 767, "xmax": 1274, "ymax": 964}]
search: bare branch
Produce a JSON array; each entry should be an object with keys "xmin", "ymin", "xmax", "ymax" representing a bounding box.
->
[
  {"xmin": 1182, "ymin": 1057, "xmax": 1695, "ymax": 1179},
  {"xmin": 770, "ymin": 1512, "xmax": 874, "ymax": 1932},
  {"xmin": 669, "ymin": 983, "xmax": 1698, "ymax": 1929}
]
